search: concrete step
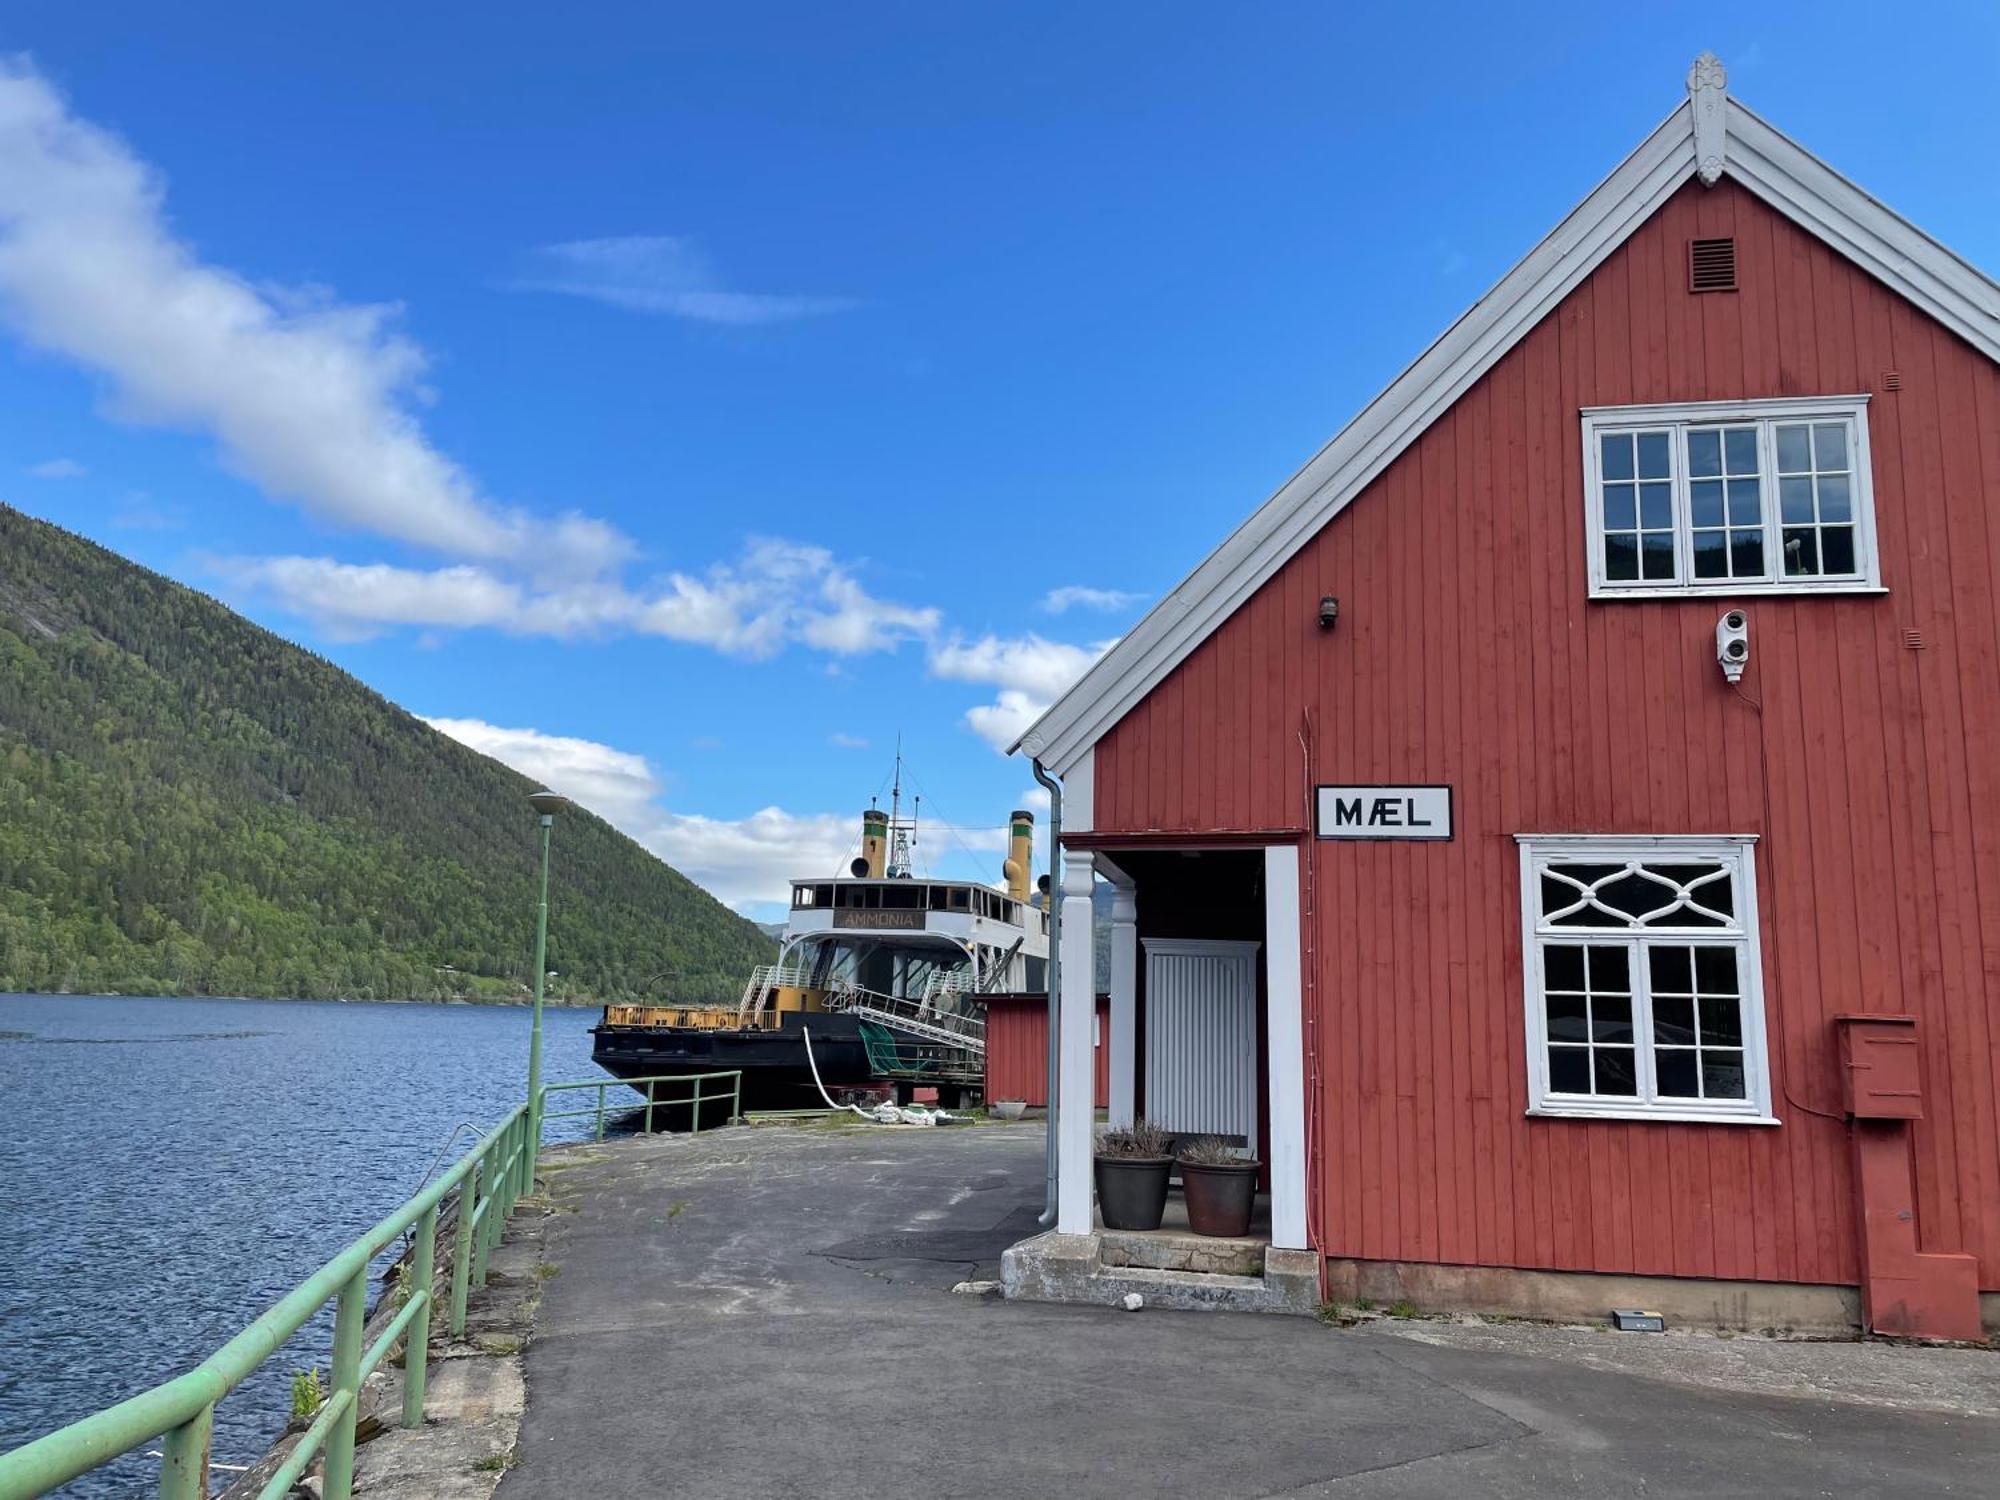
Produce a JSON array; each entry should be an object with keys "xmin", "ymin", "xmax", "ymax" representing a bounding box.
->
[
  {"xmin": 1094, "ymin": 1264, "xmax": 1273, "ymax": 1311},
  {"xmin": 1002, "ymin": 1231, "xmax": 1320, "ymax": 1316},
  {"xmin": 1099, "ymin": 1229, "xmax": 1265, "ymax": 1276}
]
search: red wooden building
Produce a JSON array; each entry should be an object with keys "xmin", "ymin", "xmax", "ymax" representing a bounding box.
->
[
  {"xmin": 983, "ymin": 992, "xmax": 1111, "ymax": 1108},
  {"xmin": 1013, "ymin": 55, "xmax": 2000, "ymax": 1339}
]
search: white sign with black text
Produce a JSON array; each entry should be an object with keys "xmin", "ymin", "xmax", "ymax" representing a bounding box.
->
[{"xmin": 1315, "ymin": 785, "xmax": 1453, "ymax": 841}]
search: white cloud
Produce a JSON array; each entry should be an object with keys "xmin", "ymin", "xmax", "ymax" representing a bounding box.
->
[
  {"xmin": 422, "ymin": 716, "xmax": 665, "ymax": 829},
  {"xmin": 219, "ymin": 557, "xmax": 544, "ymax": 641},
  {"xmin": 1040, "ymin": 584, "xmax": 1140, "ymax": 614},
  {"xmin": 509, "ymin": 236, "xmax": 854, "ymax": 326},
  {"xmin": 929, "ymin": 632, "xmax": 1107, "ymax": 700},
  {"xmin": 634, "ymin": 538, "xmax": 938, "ymax": 658},
  {"xmin": 644, "ymin": 806, "xmax": 862, "ymax": 910},
  {"xmin": 828, "ymin": 732, "xmax": 869, "ymax": 749},
  {"xmin": 425, "ymin": 715, "xmax": 1013, "ymax": 910},
  {"xmin": 110, "ymin": 491, "xmax": 184, "ymax": 530},
  {"xmin": 215, "ymin": 536, "xmax": 940, "ymax": 654},
  {"xmin": 962, "ymin": 690, "xmax": 1047, "ymax": 753},
  {"xmin": 0, "ymin": 58, "xmax": 627, "ymax": 575},
  {"xmin": 27, "ymin": 456, "xmax": 83, "ymax": 478},
  {"xmin": 928, "ymin": 632, "xmax": 1113, "ymax": 752},
  {"xmin": 424, "ymin": 715, "xmax": 842, "ymax": 907}
]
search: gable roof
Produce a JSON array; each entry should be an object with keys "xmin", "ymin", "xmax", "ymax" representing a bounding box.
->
[{"xmin": 1013, "ymin": 55, "xmax": 2000, "ymax": 778}]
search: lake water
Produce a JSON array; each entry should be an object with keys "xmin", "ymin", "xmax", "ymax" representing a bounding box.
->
[{"xmin": 0, "ymin": 994, "xmax": 608, "ymax": 1497}]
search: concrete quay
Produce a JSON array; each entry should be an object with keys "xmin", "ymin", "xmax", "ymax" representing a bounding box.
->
[{"xmin": 386, "ymin": 1119, "xmax": 2000, "ymax": 1500}]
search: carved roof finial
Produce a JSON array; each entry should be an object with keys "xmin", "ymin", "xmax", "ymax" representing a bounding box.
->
[{"xmin": 1687, "ymin": 51, "xmax": 1728, "ymax": 187}]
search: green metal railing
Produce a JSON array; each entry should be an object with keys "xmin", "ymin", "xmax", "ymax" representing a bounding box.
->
[
  {"xmin": 540, "ymin": 1070, "xmax": 742, "ymax": 1139},
  {"xmin": 0, "ymin": 1098, "xmax": 553, "ymax": 1500},
  {"xmin": 0, "ymin": 1071, "xmax": 749, "ymax": 1500}
]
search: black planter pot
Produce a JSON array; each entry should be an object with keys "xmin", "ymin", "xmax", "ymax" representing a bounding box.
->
[
  {"xmin": 1094, "ymin": 1155, "xmax": 1172, "ymax": 1230},
  {"xmin": 1181, "ymin": 1160, "xmax": 1260, "ymax": 1237}
]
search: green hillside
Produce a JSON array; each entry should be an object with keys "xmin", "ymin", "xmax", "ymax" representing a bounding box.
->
[{"xmin": 0, "ymin": 504, "xmax": 774, "ymax": 1004}]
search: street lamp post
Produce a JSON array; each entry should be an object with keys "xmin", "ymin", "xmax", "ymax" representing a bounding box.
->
[{"xmin": 524, "ymin": 789, "xmax": 569, "ymax": 1194}]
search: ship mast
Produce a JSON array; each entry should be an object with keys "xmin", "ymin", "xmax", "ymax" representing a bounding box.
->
[{"xmin": 886, "ymin": 738, "xmax": 916, "ymax": 879}]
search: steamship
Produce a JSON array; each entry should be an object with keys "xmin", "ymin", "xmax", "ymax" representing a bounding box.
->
[{"xmin": 591, "ymin": 778, "xmax": 1048, "ymax": 1115}]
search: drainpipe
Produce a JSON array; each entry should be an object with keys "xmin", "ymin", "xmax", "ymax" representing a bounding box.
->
[{"xmin": 1032, "ymin": 757, "xmax": 1061, "ymax": 1227}]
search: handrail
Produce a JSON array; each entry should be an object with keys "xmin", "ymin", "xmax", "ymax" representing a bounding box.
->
[
  {"xmin": 541, "ymin": 1071, "xmax": 743, "ymax": 1138},
  {"xmin": 0, "ymin": 1068, "xmax": 749, "ymax": 1500},
  {"xmin": 0, "ymin": 1102, "xmax": 533, "ymax": 1500}
]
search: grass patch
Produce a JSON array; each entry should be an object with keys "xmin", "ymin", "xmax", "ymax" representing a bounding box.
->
[
  {"xmin": 534, "ymin": 1261, "xmax": 561, "ymax": 1279},
  {"xmin": 1387, "ymin": 1299, "xmax": 1420, "ymax": 1319},
  {"xmin": 666, "ymin": 1200, "xmax": 690, "ymax": 1220},
  {"xmin": 289, "ymin": 1368, "xmax": 324, "ymax": 1421},
  {"xmin": 472, "ymin": 1449, "xmax": 517, "ymax": 1474}
]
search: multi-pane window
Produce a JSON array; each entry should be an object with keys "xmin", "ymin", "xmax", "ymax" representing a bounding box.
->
[
  {"xmin": 1775, "ymin": 420, "xmax": 1857, "ymax": 577},
  {"xmin": 1598, "ymin": 429, "xmax": 1676, "ymax": 581},
  {"xmin": 1581, "ymin": 397, "xmax": 1879, "ymax": 596},
  {"xmin": 1516, "ymin": 836, "xmax": 1773, "ymax": 1122}
]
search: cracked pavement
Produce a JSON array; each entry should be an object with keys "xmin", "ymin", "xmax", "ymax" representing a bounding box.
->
[{"xmin": 500, "ymin": 1122, "xmax": 2000, "ymax": 1499}]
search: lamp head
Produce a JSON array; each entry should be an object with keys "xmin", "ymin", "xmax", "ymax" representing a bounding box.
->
[{"xmin": 527, "ymin": 789, "xmax": 570, "ymax": 821}]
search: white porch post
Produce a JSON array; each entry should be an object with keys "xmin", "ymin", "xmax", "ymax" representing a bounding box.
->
[
  {"xmin": 1057, "ymin": 847, "xmax": 1098, "ymax": 1235},
  {"xmin": 1264, "ymin": 844, "xmax": 1309, "ymax": 1250},
  {"xmin": 1107, "ymin": 884, "xmax": 1138, "ymax": 1128}
]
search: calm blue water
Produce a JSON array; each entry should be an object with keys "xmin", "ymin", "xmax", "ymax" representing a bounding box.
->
[{"xmin": 0, "ymin": 994, "xmax": 607, "ymax": 1497}]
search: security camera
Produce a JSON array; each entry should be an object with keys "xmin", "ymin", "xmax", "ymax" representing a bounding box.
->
[{"xmin": 1716, "ymin": 609, "xmax": 1749, "ymax": 684}]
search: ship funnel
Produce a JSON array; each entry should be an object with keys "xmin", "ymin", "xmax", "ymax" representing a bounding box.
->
[
  {"xmin": 1002, "ymin": 809, "xmax": 1035, "ymax": 901},
  {"xmin": 859, "ymin": 807, "xmax": 888, "ymax": 879}
]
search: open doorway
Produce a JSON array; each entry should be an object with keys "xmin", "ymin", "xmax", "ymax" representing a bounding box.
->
[{"xmin": 1109, "ymin": 849, "xmax": 1271, "ymax": 1169}]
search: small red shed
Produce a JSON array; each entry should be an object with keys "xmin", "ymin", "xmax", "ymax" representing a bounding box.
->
[
  {"xmin": 983, "ymin": 992, "xmax": 1110, "ymax": 1108},
  {"xmin": 1015, "ymin": 54, "xmax": 2000, "ymax": 1340}
]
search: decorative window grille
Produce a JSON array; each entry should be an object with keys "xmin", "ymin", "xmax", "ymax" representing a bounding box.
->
[
  {"xmin": 1516, "ymin": 836, "xmax": 1774, "ymax": 1123},
  {"xmin": 1581, "ymin": 397, "xmax": 1880, "ymax": 597}
]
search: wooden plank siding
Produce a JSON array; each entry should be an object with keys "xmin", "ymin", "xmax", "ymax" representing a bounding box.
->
[{"xmin": 1087, "ymin": 178, "xmax": 2000, "ymax": 1291}]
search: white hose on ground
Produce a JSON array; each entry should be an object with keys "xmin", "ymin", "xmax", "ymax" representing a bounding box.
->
[{"xmin": 802, "ymin": 1026, "xmax": 959, "ymax": 1126}]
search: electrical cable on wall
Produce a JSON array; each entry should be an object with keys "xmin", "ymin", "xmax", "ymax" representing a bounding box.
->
[
  {"xmin": 1298, "ymin": 708, "xmax": 1328, "ymax": 1288},
  {"xmin": 1727, "ymin": 676, "xmax": 1846, "ymax": 1124}
]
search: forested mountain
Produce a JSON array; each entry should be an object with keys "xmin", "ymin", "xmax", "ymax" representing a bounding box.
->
[{"xmin": 0, "ymin": 504, "xmax": 774, "ymax": 1003}]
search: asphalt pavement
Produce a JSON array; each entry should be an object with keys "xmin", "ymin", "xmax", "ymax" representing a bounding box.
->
[{"xmin": 500, "ymin": 1121, "xmax": 2000, "ymax": 1499}]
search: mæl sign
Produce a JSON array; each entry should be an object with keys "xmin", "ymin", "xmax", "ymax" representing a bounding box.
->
[{"xmin": 1315, "ymin": 785, "xmax": 1453, "ymax": 841}]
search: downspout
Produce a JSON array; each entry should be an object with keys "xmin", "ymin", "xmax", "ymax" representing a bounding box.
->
[{"xmin": 1032, "ymin": 757, "xmax": 1062, "ymax": 1227}]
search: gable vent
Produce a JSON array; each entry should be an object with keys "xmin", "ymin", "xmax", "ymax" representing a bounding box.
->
[{"xmin": 1689, "ymin": 237, "xmax": 1737, "ymax": 292}]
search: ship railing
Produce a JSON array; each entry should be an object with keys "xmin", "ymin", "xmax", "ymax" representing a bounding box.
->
[
  {"xmin": 823, "ymin": 983, "xmax": 986, "ymax": 1052},
  {"xmin": 0, "ymin": 1100, "xmax": 538, "ymax": 1500},
  {"xmin": 738, "ymin": 962, "xmax": 815, "ymax": 1012},
  {"xmin": 856, "ymin": 1020, "xmax": 984, "ymax": 1083},
  {"xmin": 540, "ymin": 1070, "xmax": 743, "ymax": 1139},
  {"xmin": 919, "ymin": 968, "xmax": 977, "ymax": 1004},
  {"xmin": 842, "ymin": 1004, "xmax": 987, "ymax": 1055}
]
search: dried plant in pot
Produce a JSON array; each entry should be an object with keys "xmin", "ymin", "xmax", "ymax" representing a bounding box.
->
[
  {"xmin": 1093, "ymin": 1117, "xmax": 1173, "ymax": 1231},
  {"xmin": 1177, "ymin": 1135, "xmax": 1260, "ymax": 1238}
]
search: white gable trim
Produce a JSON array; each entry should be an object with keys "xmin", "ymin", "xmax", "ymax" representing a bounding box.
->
[
  {"xmin": 1723, "ymin": 103, "xmax": 2000, "ymax": 364},
  {"xmin": 1011, "ymin": 101, "xmax": 1701, "ymax": 774},
  {"xmin": 1015, "ymin": 82, "xmax": 2000, "ymax": 778}
]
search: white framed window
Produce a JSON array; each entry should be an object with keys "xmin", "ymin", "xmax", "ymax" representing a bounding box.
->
[
  {"xmin": 1581, "ymin": 396, "xmax": 1882, "ymax": 597},
  {"xmin": 1515, "ymin": 835, "xmax": 1775, "ymax": 1124}
]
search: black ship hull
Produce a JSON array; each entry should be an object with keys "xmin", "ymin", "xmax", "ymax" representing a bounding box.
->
[{"xmin": 590, "ymin": 1010, "xmax": 878, "ymax": 1117}]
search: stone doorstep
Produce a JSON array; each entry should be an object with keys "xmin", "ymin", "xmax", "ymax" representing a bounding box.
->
[
  {"xmin": 1099, "ymin": 1227, "xmax": 1266, "ymax": 1276},
  {"xmin": 1001, "ymin": 1231, "xmax": 1320, "ymax": 1316}
]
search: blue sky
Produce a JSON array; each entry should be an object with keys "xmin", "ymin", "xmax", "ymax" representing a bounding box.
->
[{"xmin": 2, "ymin": 4, "xmax": 1996, "ymax": 917}]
